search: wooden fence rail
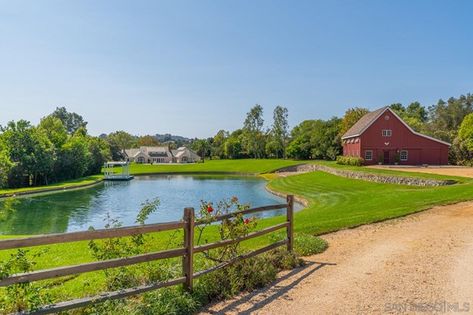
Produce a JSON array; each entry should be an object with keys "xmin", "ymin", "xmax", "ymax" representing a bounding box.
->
[{"xmin": 0, "ymin": 195, "xmax": 295, "ymax": 315}]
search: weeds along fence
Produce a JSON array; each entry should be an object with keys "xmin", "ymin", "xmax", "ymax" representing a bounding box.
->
[{"xmin": 0, "ymin": 195, "xmax": 295, "ymax": 314}]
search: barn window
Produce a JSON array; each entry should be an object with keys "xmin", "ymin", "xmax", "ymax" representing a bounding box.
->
[
  {"xmin": 365, "ymin": 150, "xmax": 373, "ymax": 161},
  {"xmin": 382, "ymin": 129, "xmax": 392, "ymax": 137},
  {"xmin": 400, "ymin": 150, "xmax": 408, "ymax": 161}
]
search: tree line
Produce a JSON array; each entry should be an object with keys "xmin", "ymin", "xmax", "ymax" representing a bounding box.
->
[
  {"xmin": 0, "ymin": 107, "xmax": 110, "ymax": 188},
  {"xmin": 1, "ymin": 92, "xmax": 472, "ymax": 189},
  {"xmin": 193, "ymin": 93, "xmax": 473, "ymax": 164}
]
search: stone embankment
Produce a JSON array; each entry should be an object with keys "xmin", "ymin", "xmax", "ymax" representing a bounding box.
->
[{"xmin": 276, "ymin": 164, "xmax": 456, "ymax": 186}]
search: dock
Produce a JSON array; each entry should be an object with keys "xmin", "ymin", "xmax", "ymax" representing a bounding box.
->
[{"xmin": 103, "ymin": 161, "xmax": 134, "ymax": 181}]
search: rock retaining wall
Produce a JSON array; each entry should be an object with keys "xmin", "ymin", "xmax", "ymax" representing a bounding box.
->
[{"xmin": 276, "ymin": 164, "xmax": 455, "ymax": 187}]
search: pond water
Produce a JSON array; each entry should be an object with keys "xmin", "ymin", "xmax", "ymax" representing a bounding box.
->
[{"xmin": 0, "ymin": 175, "xmax": 297, "ymax": 235}]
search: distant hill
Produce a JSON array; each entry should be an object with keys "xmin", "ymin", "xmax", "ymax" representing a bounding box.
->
[{"xmin": 155, "ymin": 133, "xmax": 192, "ymax": 144}]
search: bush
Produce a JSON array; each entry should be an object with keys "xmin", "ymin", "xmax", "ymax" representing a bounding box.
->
[
  {"xmin": 294, "ymin": 234, "xmax": 328, "ymax": 256},
  {"xmin": 336, "ymin": 155, "xmax": 364, "ymax": 166}
]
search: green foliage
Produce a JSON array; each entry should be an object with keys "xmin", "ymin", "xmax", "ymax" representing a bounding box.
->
[
  {"xmin": 267, "ymin": 106, "xmax": 289, "ymax": 158},
  {"xmin": 242, "ymin": 104, "xmax": 265, "ymax": 158},
  {"xmin": 105, "ymin": 130, "xmax": 137, "ymax": 160},
  {"xmin": 0, "ymin": 108, "xmax": 111, "ymax": 189},
  {"xmin": 0, "ymin": 249, "xmax": 51, "ymax": 313},
  {"xmin": 88, "ymin": 198, "xmax": 160, "ymax": 290},
  {"xmin": 293, "ymin": 233, "xmax": 328, "ymax": 256},
  {"xmin": 457, "ymin": 113, "xmax": 473, "ymax": 151},
  {"xmin": 340, "ymin": 107, "xmax": 369, "ymax": 136},
  {"xmin": 51, "ymin": 106, "xmax": 88, "ymax": 134},
  {"xmin": 136, "ymin": 135, "xmax": 160, "ymax": 147},
  {"xmin": 336, "ymin": 155, "xmax": 364, "ymax": 166},
  {"xmin": 287, "ymin": 118, "xmax": 342, "ymax": 160}
]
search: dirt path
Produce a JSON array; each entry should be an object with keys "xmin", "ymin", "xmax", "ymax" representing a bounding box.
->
[
  {"xmin": 368, "ymin": 165, "xmax": 473, "ymax": 179},
  {"xmin": 201, "ymin": 201, "xmax": 473, "ymax": 314}
]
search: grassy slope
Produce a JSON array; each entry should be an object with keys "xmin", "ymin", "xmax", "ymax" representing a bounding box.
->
[
  {"xmin": 268, "ymin": 171, "xmax": 473, "ymax": 235},
  {"xmin": 2, "ymin": 160, "xmax": 473, "ymax": 300},
  {"xmin": 0, "ymin": 175, "xmax": 103, "ymax": 197}
]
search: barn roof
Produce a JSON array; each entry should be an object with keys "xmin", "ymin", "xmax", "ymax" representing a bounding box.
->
[
  {"xmin": 341, "ymin": 106, "xmax": 451, "ymax": 146},
  {"xmin": 342, "ymin": 107, "xmax": 389, "ymax": 139}
]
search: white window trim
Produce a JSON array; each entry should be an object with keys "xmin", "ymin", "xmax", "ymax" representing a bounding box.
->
[
  {"xmin": 365, "ymin": 150, "xmax": 373, "ymax": 161},
  {"xmin": 400, "ymin": 150, "xmax": 408, "ymax": 161},
  {"xmin": 382, "ymin": 129, "xmax": 392, "ymax": 137}
]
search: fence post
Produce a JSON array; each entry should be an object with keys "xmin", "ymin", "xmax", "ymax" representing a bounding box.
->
[
  {"xmin": 286, "ymin": 195, "xmax": 294, "ymax": 252},
  {"xmin": 183, "ymin": 207, "xmax": 195, "ymax": 291}
]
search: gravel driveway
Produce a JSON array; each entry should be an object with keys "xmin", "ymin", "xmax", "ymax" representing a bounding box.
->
[{"xmin": 201, "ymin": 201, "xmax": 473, "ymax": 314}]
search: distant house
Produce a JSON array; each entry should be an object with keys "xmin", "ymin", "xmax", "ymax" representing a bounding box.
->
[
  {"xmin": 172, "ymin": 147, "xmax": 202, "ymax": 163},
  {"xmin": 124, "ymin": 146, "xmax": 201, "ymax": 164},
  {"xmin": 341, "ymin": 107, "xmax": 450, "ymax": 165}
]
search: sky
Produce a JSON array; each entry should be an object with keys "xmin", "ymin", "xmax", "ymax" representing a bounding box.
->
[{"xmin": 0, "ymin": 1, "xmax": 472, "ymax": 138}]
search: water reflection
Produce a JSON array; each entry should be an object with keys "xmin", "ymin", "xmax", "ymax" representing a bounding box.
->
[{"xmin": 0, "ymin": 175, "xmax": 295, "ymax": 235}]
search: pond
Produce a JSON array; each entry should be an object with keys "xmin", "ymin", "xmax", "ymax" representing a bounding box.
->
[{"xmin": 0, "ymin": 175, "xmax": 298, "ymax": 235}]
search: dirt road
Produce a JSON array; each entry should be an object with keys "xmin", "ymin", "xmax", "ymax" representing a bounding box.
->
[{"xmin": 202, "ymin": 201, "xmax": 473, "ymax": 314}]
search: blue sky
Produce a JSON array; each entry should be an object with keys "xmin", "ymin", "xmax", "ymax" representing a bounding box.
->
[{"xmin": 0, "ymin": 1, "xmax": 472, "ymax": 138}]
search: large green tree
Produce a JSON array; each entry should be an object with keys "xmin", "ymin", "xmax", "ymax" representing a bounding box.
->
[
  {"xmin": 287, "ymin": 118, "xmax": 342, "ymax": 160},
  {"xmin": 51, "ymin": 107, "xmax": 88, "ymax": 134},
  {"xmin": 266, "ymin": 106, "xmax": 289, "ymax": 158},
  {"xmin": 242, "ymin": 104, "xmax": 265, "ymax": 158}
]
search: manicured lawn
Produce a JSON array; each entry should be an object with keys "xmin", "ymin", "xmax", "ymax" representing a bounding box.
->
[
  {"xmin": 268, "ymin": 171, "xmax": 473, "ymax": 235},
  {"xmin": 126, "ymin": 159, "xmax": 304, "ymax": 175},
  {"xmin": 2, "ymin": 159, "xmax": 473, "ymax": 304}
]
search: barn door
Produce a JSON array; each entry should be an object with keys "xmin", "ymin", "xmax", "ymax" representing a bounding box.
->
[{"xmin": 383, "ymin": 151, "xmax": 390, "ymax": 164}]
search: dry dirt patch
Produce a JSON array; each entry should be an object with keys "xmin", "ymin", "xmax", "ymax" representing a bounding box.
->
[{"xmin": 201, "ymin": 201, "xmax": 473, "ymax": 314}]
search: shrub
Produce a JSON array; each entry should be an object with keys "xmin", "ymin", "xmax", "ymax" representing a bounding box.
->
[
  {"xmin": 294, "ymin": 233, "xmax": 328, "ymax": 256},
  {"xmin": 336, "ymin": 155, "xmax": 364, "ymax": 166},
  {"xmin": 0, "ymin": 249, "xmax": 51, "ymax": 313}
]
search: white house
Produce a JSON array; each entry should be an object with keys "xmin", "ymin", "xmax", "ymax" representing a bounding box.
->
[
  {"xmin": 172, "ymin": 147, "xmax": 202, "ymax": 163},
  {"xmin": 124, "ymin": 146, "xmax": 201, "ymax": 164}
]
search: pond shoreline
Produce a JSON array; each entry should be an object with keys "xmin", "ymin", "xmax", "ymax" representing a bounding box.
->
[
  {"xmin": 0, "ymin": 172, "xmax": 261, "ymax": 200},
  {"xmin": 0, "ymin": 178, "xmax": 104, "ymax": 199}
]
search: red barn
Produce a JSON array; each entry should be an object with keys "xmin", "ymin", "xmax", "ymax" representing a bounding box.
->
[{"xmin": 341, "ymin": 107, "xmax": 450, "ymax": 165}]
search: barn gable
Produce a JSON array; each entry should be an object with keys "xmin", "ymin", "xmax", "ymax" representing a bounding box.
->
[{"xmin": 342, "ymin": 107, "xmax": 450, "ymax": 147}]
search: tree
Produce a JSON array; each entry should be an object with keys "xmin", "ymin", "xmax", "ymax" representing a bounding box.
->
[
  {"xmin": 242, "ymin": 104, "xmax": 265, "ymax": 158},
  {"xmin": 391, "ymin": 102, "xmax": 427, "ymax": 132},
  {"xmin": 267, "ymin": 106, "xmax": 289, "ymax": 158},
  {"xmin": 58, "ymin": 133, "xmax": 90, "ymax": 180},
  {"xmin": 51, "ymin": 107, "xmax": 88, "ymax": 134},
  {"xmin": 192, "ymin": 139, "xmax": 210, "ymax": 162},
  {"xmin": 211, "ymin": 130, "xmax": 228, "ymax": 159},
  {"xmin": 340, "ymin": 107, "xmax": 369, "ymax": 136},
  {"xmin": 136, "ymin": 135, "xmax": 160, "ymax": 147},
  {"xmin": 0, "ymin": 120, "xmax": 55, "ymax": 187},
  {"xmin": 224, "ymin": 130, "xmax": 244, "ymax": 159},
  {"xmin": 0, "ymin": 143, "xmax": 12, "ymax": 188},
  {"xmin": 106, "ymin": 131, "xmax": 136, "ymax": 160},
  {"xmin": 426, "ymin": 94, "xmax": 473, "ymax": 142},
  {"xmin": 287, "ymin": 118, "xmax": 342, "ymax": 160},
  {"xmin": 87, "ymin": 137, "xmax": 111, "ymax": 174},
  {"xmin": 287, "ymin": 120, "xmax": 316, "ymax": 160}
]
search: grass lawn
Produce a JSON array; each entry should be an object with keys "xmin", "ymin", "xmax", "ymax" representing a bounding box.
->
[
  {"xmin": 126, "ymin": 159, "xmax": 304, "ymax": 175},
  {"xmin": 0, "ymin": 175, "xmax": 103, "ymax": 198},
  {"xmin": 2, "ymin": 159, "xmax": 473, "ymax": 304}
]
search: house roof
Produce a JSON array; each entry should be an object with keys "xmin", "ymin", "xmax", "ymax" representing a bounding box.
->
[
  {"xmin": 341, "ymin": 107, "xmax": 451, "ymax": 146},
  {"xmin": 342, "ymin": 107, "xmax": 389, "ymax": 139}
]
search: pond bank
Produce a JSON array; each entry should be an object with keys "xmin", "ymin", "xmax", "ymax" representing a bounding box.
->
[{"xmin": 0, "ymin": 177, "xmax": 104, "ymax": 199}]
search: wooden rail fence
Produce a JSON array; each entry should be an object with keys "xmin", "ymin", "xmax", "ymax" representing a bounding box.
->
[{"xmin": 0, "ymin": 195, "xmax": 295, "ymax": 314}]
